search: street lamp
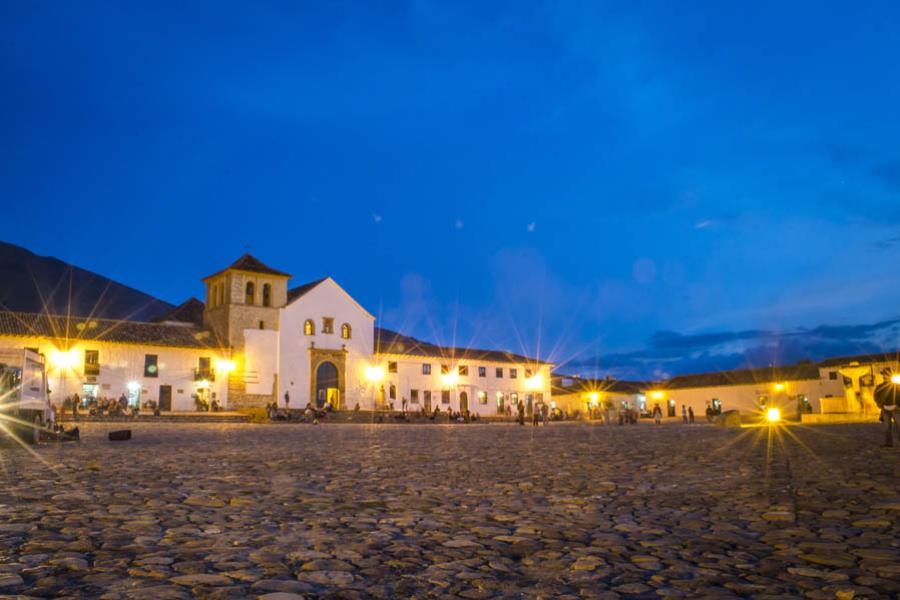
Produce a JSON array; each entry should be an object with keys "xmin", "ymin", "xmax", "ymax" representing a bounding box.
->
[{"xmin": 766, "ymin": 407, "xmax": 781, "ymax": 423}]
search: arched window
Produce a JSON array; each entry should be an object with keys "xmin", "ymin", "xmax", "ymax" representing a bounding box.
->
[
  {"xmin": 341, "ymin": 323, "xmax": 352, "ymax": 339},
  {"xmin": 304, "ymin": 319, "xmax": 315, "ymax": 336},
  {"xmin": 245, "ymin": 282, "xmax": 255, "ymax": 305},
  {"xmin": 262, "ymin": 283, "xmax": 271, "ymax": 307}
]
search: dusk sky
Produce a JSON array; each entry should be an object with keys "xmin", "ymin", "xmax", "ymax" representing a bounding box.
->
[{"xmin": 3, "ymin": 2, "xmax": 900, "ymax": 378}]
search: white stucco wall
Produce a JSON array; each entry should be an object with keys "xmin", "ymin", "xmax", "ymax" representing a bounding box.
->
[
  {"xmin": 374, "ymin": 356, "xmax": 552, "ymax": 416},
  {"xmin": 0, "ymin": 335, "xmax": 229, "ymax": 411},
  {"xmin": 649, "ymin": 378, "xmax": 844, "ymax": 419},
  {"xmin": 244, "ymin": 329, "xmax": 279, "ymax": 396},
  {"xmin": 277, "ymin": 278, "xmax": 376, "ymax": 408}
]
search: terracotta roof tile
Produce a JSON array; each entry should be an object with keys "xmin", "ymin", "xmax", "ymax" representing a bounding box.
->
[
  {"xmin": 374, "ymin": 327, "xmax": 551, "ymax": 366},
  {"xmin": 0, "ymin": 311, "xmax": 223, "ymax": 350},
  {"xmin": 204, "ymin": 254, "xmax": 290, "ymax": 280},
  {"xmin": 287, "ymin": 278, "xmax": 327, "ymax": 304}
]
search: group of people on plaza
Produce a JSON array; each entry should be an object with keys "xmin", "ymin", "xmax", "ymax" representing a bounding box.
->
[{"xmin": 57, "ymin": 392, "xmax": 136, "ymax": 420}]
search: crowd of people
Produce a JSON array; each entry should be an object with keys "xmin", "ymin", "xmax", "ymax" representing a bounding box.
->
[{"xmin": 58, "ymin": 392, "xmax": 137, "ymax": 419}]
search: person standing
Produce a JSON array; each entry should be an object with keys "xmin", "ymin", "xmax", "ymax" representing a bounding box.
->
[
  {"xmin": 688, "ymin": 406, "xmax": 695, "ymax": 424},
  {"xmin": 874, "ymin": 367, "xmax": 900, "ymax": 447},
  {"xmin": 681, "ymin": 404, "xmax": 688, "ymax": 424},
  {"xmin": 72, "ymin": 393, "xmax": 80, "ymax": 421},
  {"xmin": 653, "ymin": 403, "xmax": 662, "ymax": 425},
  {"xmin": 517, "ymin": 400, "xmax": 525, "ymax": 426},
  {"xmin": 541, "ymin": 401, "xmax": 549, "ymax": 426}
]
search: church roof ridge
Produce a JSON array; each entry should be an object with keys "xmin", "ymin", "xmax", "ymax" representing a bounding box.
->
[{"xmin": 203, "ymin": 254, "xmax": 291, "ymax": 281}]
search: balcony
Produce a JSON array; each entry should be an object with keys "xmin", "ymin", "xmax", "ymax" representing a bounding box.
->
[
  {"xmin": 194, "ymin": 368, "xmax": 215, "ymax": 382},
  {"xmin": 84, "ymin": 364, "xmax": 100, "ymax": 377}
]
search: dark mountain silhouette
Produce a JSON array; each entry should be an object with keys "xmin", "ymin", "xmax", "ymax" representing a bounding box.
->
[{"xmin": 0, "ymin": 241, "xmax": 173, "ymax": 321}]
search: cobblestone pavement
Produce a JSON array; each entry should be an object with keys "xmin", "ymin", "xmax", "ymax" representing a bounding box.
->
[{"xmin": 1, "ymin": 422, "xmax": 899, "ymax": 599}]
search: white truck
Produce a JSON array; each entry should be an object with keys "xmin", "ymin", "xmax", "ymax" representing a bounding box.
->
[{"xmin": 0, "ymin": 348, "xmax": 51, "ymax": 443}]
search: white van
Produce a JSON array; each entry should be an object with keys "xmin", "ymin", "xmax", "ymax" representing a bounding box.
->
[{"xmin": 0, "ymin": 348, "xmax": 51, "ymax": 443}]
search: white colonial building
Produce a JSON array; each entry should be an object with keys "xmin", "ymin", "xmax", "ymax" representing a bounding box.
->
[
  {"xmin": 0, "ymin": 254, "xmax": 552, "ymax": 414},
  {"xmin": 0, "ymin": 310, "xmax": 230, "ymax": 411}
]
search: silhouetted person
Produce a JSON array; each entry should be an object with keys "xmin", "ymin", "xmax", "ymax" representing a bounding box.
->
[
  {"xmin": 688, "ymin": 406, "xmax": 695, "ymax": 424},
  {"xmin": 653, "ymin": 403, "xmax": 662, "ymax": 425},
  {"xmin": 874, "ymin": 367, "xmax": 900, "ymax": 448},
  {"xmin": 517, "ymin": 401, "xmax": 525, "ymax": 426},
  {"xmin": 681, "ymin": 404, "xmax": 688, "ymax": 424}
]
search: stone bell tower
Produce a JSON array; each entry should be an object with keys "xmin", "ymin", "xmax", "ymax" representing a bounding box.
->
[
  {"xmin": 202, "ymin": 254, "xmax": 290, "ymax": 351},
  {"xmin": 202, "ymin": 255, "xmax": 290, "ymax": 409}
]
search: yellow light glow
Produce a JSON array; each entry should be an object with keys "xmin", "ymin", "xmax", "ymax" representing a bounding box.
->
[
  {"xmin": 127, "ymin": 381, "xmax": 140, "ymax": 391},
  {"xmin": 216, "ymin": 359, "xmax": 236, "ymax": 373},
  {"xmin": 773, "ymin": 383, "xmax": 785, "ymax": 391},
  {"xmin": 524, "ymin": 374, "xmax": 544, "ymax": 390},
  {"xmin": 892, "ymin": 375, "xmax": 900, "ymax": 385},
  {"xmin": 766, "ymin": 407, "xmax": 781, "ymax": 423},
  {"xmin": 440, "ymin": 372, "xmax": 459, "ymax": 386},
  {"xmin": 50, "ymin": 348, "xmax": 79, "ymax": 370},
  {"xmin": 197, "ymin": 379, "xmax": 210, "ymax": 389},
  {"xmin": 366, "ymin": 365, "xmax": 385, "ymax": 382},
  {"xmin": 588, "ymin": 392, "xmax": 599, "ymax": 403},
  {"xmin": 651, "ymin": 391, "xmax": 664, "ymax": 400}
]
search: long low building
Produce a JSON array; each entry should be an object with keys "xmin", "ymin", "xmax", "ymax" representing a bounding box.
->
[
  {"xmin": 0, "ymin": 254, "xmax": 552, "ymax": 415},
  {"xmin": 553, "ymin": 355, "xmax": 898, "ymax": 421}
]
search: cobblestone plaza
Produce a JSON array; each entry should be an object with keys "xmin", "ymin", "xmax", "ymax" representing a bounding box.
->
[{"xmin": 1, "ymin": 422, "xmax": 899, "ymax": 599}]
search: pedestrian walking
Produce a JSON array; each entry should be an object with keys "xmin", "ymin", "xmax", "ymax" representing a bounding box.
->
[
  {"xmin": 541, "ymin": 401, "xmax": 549, "ymax": 426},
  {"xmin": 688, "ymin": 406, "xmax": 695, "ymax": 424},
  {"xmin": 874, "ymin": 367, "xmax": 900, "ymax": 447},
  {"xmin": 681, "ymin": 404, "xmax": 688, "ymax": 424},
  {"xmin": 652, "ymin": 403, "xmax": 662, "ymax": 425}
]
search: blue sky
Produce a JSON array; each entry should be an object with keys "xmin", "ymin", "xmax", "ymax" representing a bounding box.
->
[{"xmin": 3, "ymin": 1, "xmax": 900, "ymax": 378}]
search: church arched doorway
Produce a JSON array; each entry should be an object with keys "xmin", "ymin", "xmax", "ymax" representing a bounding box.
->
[{"xmin": 315, "ymin": 361, "xmax": 340, "ymax": 408}]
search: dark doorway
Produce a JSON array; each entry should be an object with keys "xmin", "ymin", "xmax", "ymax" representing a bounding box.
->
[
  {"xmin": 459, "ymin": 391, "xmax": 468, "ymax": 415},
  {"xmin": 159, "ymin": 385, "xmax": 172, "ymax": 411},
  {"xmin": 315, "ymin": 361, "xmax": 339, "ymax": 408},
  {"xmin": 667, "ymin": 398, "xmax": 676, "ymax": 417},
  {"xmin": 423, "ymin": 391, "xmax": 432, "ymax": 413}
]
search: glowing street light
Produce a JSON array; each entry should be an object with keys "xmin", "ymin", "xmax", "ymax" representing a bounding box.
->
[
  {"xmin": 651, "ymin": 391, "xmax": 664, "ymax": 400},
  {"xmin": 50, "ymin": 348, "xmax": 79, "ymax": 370},
  {"xmin": 773, "ymin": 382, "xmax": 785, "ymax": 392},
  {"xmin": 892, "ymin": 374, "xmax": 900, "ymax": 385},
  {"xmin": 216, "ymin": 359, "xmax": 236, "ymax": 373},
  {"xmin": 766, "ymin": 407, "xmax": 781, "ymax": 423},
  {"xmin": 524, "ymin": 374, "xmax": 544, "ymax": 390},
  {"xmin": 366, "ymin": 365, "xmax": 385, "ymax": 382},
  {"xmin": 440, "ymin": 372, "xmax": 459, "ymax": 386}
]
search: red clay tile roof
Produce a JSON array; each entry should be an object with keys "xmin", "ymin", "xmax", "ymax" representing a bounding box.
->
[
  {"xmin": 0, "ymin": 311, "xmax": 224, "ymax": 350},
  {"xmin": 375, "ymin": 328, "xmax": 552, "ymax": 366},
  {"xmin": 287, "ymin": 278, "xmax": 328, "ymax": 304},
  {"xmin": 203, "ymin": 254, "xmax": 290, "ymax": 280},
  {"xmin": 152, "ymin": 297, "xmax": 205, "ymax": 326},
  {"xmin": 659, "ymin": 363, "xmax": 821, "ymax": 389},
  {"xmin": 552, "ymin": 376, "xmax": 646, "ymax": 395},
  {"xmin": 817, "ymin": 352, "xmax": 900, "ymax": 368}
]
